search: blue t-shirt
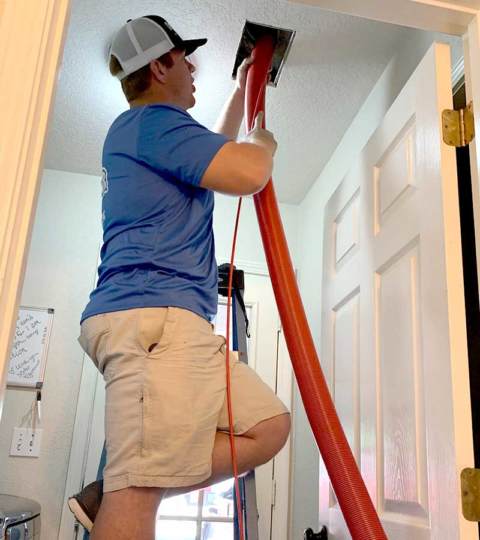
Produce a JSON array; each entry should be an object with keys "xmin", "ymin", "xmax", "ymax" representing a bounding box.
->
[{"xmin": 81, "ymin": 104, "xmax": 228, "ymax": 324}]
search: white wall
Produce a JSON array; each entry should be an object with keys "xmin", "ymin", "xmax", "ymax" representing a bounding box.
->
[
  {"xmin": 214, "ymin": 193, "xmax": 299, "ymax": 269},
  {"xmin": 0, "ymin": 170, "xmax": 102, "ymax": 540},
  {"xmin": 0, "ymin": 169, "xmax": 298, "ymax": 539},
  {"xmin": 291, "ymin": 31, "xmax": 461, "ymax": 536}
]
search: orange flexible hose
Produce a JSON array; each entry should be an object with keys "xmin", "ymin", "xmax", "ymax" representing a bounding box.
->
[{"xmin": 246, "ymin": 35, "xmax": 387, "ymax": 539}]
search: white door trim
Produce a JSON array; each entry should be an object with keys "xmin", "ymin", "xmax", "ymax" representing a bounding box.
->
[
  {"xmin": 0, "ymin": 0, "xmax": 71, "ymax": 417},
  {"xmin": 464, "ymin": 17, "xmax": 480, "ymax": 299},
  {"xmin": 270, "ymin": 327, "xmax": 294, "ymax": 540},
  {"xmin": 288, "ymin": 0, "xmax": 478, "ymax": 35}
]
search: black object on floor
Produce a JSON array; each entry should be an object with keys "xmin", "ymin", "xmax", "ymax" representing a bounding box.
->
[{"xmin": 304, "ymin": 526, "xmax": 328, "ymax": 540}]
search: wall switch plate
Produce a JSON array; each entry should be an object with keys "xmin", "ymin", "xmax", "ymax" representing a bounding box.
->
[{"xmin": 10, "ymin": 427, "xmax": 42, "ymax": 457}]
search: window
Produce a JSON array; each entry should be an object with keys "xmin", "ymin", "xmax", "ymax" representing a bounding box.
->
[{"xmin": 156, "ymin": 479, "xmax": 234, "ymax": 540}]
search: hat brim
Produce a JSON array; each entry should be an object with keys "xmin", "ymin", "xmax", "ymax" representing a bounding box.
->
[{"xmin": 182, "ymin": 38, "xmax": 207, "ymax": 56}]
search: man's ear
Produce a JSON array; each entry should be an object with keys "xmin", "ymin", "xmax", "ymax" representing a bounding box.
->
[{"xmin": 150, "ymin": 59, "xmax": 168, "ymax": 84}]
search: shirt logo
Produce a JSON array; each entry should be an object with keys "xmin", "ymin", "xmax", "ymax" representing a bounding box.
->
[{"xmin": 101, "ymin": 167, "xmax": 109, "ymax": 197}]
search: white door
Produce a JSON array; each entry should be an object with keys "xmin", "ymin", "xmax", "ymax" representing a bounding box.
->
[
  {"xmin": 60, "ymin": 271, "xmax": 292, "ymax": 540},
  {"xmin": 241, "ymin": 273, "xmax": 293, "ymax": 540},
  {"xmin": 321, "ymin": 43, "xmax": 475, "ymax": 539}
]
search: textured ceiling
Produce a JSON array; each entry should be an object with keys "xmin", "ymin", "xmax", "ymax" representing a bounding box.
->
[{"xmin": 46, "ymin": 0, "xmax": 428, "ymax": 203}]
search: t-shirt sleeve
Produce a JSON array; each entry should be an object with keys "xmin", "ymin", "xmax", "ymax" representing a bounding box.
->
[{"xmin": 137, "ymin": 106, "xmax": 229, "ymax": 187}]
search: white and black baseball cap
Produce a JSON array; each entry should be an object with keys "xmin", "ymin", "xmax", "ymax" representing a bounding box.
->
[{"xmin": 109, "ymin": 15, "xmax": 207, "ymax": 80}]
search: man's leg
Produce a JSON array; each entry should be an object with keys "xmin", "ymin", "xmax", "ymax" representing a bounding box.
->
[
  {"xmin": 90, "ymin": 486, "xmax": 165, "ymax": 540},
  {"xmin": 88, "ymin": 413, "xmax": 290, "ymax": 540},
  {"xmin": 167, "ymin": 412, "xmax": 291, "ymax": 498}
]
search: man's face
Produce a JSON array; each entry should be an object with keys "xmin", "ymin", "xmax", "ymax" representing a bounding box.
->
[{"xmin": 167, "ymin": 49, "xmax": 196, "ymax": 109}]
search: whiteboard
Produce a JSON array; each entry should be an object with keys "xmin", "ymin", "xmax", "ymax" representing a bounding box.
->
[{"xmin": 7, "ymin": 306, "xmax": 54, "ymax": 388}]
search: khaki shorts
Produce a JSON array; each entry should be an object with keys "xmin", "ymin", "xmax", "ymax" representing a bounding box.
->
[{"xmin": 79, "ymin": 307, "xmax": 288, "ymax": 493}]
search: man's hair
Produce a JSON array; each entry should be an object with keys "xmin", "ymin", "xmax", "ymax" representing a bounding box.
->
[{"xmin": 109, "ymin": 49, "xmax": 179, "ymax": 102}]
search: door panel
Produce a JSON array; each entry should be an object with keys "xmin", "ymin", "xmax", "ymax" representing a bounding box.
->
[
  {"xmin": 333, "ymin": 292, "xmax": 360, "ymax": 464},
  {"xmin": 321, "ymin": 43, "xmax": 475, "ymax": 539},
  {"xmin": 242, "ymin": 272, "xmax": 290, "ymax": 540},
  {"xmin": 376, "ymin": 243, "xmax": 428, "ymax": 520},
  {"xmin": 321, "ymin": 174, "xmax": 362, "ymax": 536}
]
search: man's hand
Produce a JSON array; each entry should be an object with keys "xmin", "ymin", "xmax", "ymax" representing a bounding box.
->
[
  {"xmin": 245, "ymin": 112, "xmax": 277, "ymax": 156},
  {"xmin": 236, "ymin": 56, "xmax": 254, "ymax": 92}
]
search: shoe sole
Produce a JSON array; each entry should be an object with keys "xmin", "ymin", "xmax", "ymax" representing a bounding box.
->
[{"xmin": 68, "ymin": 497, "xmax": 94, "ymax": 532}]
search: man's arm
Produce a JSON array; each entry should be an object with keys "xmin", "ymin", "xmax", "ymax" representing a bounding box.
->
[
  {"xmin": 203, "ymin": 58, "xmax": 277, "ymax": 197},
  {"xmin": 200, "ymin": 142, "xmax": 272, "ymax": 196},
  {"xmin": 213, "ymin": 88, "xmax": 244, "ymax": 139},
  {"xmin": 201, "ymin": 112, "xmax": 277, "ymax": 196},
  {"xmin": 213, "ymin": 57, "xmax": 253, "ymax": 139}
]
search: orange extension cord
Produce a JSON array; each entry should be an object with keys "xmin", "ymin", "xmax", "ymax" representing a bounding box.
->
[{"xmin": 225, "ymin": 196, "xmax": 245, "ymax": 540}]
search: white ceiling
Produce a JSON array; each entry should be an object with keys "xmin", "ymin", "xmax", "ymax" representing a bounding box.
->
[{"xmin": 44, "ymin": 0, "xmax": 455, "ymax": 204}]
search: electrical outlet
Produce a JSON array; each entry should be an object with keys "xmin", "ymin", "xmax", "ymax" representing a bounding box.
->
[{"xmin": 10, "ymin": 427, "xmax": 42, "ymax": 457}]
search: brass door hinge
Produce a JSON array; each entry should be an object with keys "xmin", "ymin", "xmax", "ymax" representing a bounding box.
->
[
  {"xmin": 442, "ymin": 101, "xmax": 475, "ymax": 147},
  {"xmin": 461, "ymin": 468, "xmax": 480, "ymax": 521}
]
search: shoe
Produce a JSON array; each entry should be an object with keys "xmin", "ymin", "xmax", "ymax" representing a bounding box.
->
[{"xmin": 68, "ymin": 479, "xmax": 103, "ymax": 532}]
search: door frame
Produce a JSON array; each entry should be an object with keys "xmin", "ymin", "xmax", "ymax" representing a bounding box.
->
[
  {"xmin": 2, "ymin": 0, "xmax": 480, "ymax": 518},
  {"xmin": 290, "ymin": 0, "xmax": 480, "ymax": 35}
]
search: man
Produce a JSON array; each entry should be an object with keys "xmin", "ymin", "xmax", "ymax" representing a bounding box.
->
[{"xmin": 70, "ymin": 15, "xmax": 290, "ymax": 540}]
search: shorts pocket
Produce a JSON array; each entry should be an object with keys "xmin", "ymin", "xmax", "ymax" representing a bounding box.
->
[
  {"xmin": 137, "ymin": 307, "xmax": 177, "ymax": 355},
  {"xmin": 78, "ymin": 315, "xmax": 110, "ymax": 370}
]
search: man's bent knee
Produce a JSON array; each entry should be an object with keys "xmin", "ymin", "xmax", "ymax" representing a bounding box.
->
[
  {"xmin": 247, "ymin": 413, "xmax": 291, "ymax": 463},
  {"xmin": 274, "ymin": 412, "xmax": 291, "ymax": 449}
]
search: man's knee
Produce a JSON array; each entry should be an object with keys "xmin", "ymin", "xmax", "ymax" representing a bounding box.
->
[
  {"xmin": 274, "ymin": 412, "xmax": 291, "ymax": 449},
  {"xmin": 247, "ymin": 413, "xmax": 291, "ymax": 462}
]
